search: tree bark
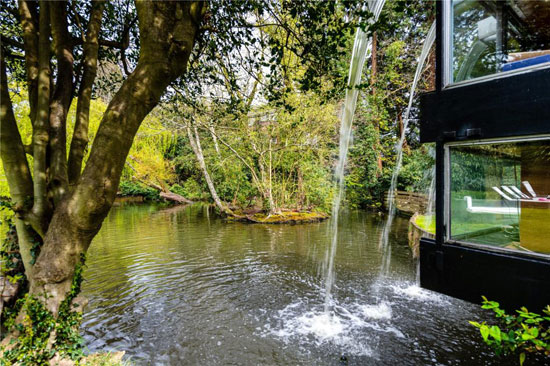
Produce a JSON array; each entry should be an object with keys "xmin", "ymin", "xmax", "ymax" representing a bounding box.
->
[
  {"xmin": 1, "ymin": 49, "xmax": 36, "ymax": 277},
  {"xmin": 17, "ymin": 0, "xmax": 39, "ymax": 125},
  {"xmin": 48, "ymin": 1, "xmax": 73, "ymax": 204},
  {"xmin": 29, "ymin": 0, "xmax": 52, "ymax": 236},
  {"xmin": 370, "ymin": 32, "xmax": 377, "ymax": 93},
  {"xmin": 187, "ymin": 125, "xmax": 232, "ymax": 215},
  {"xmin": 28, "ymin": 1, "xmax": 205, "ymax": 315},
  {"xmin": 0, "ymin": 51, "xmax": 33, "ymax": 211},
  {"xmin": 68, "ymin": 0, "xmax": 105, "ymax": 186}
]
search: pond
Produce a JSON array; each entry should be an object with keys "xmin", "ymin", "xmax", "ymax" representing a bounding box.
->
[{"xmin": 80, "ymin": 203, "xmax": 519, "ymax": 365}]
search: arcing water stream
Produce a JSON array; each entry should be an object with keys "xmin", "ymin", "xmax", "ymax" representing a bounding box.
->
[
  {"xmin": 378, "ymin": 22, "xmax": 436, "ymax": 276},
  {"xmin": 323, "ymin": 0, "xmax": 386, "ymax": 312},
  {"xmin": 324, "ymin": 28, "xmax": 372, "ymax": 313}
]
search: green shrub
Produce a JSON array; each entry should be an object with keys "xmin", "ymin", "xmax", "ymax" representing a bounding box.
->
[
  {"xmin": 171, "ymin": 180, "xmax": 205, "ymax": 201},
  {"xmin": 470, "ymin": 297, "xmax": 550, "ymax": 365},
  {"xmin": 118, "ymin": 181, "xmax": 159, "ymax": 200}
]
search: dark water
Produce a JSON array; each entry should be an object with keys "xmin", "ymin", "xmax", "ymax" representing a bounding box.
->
[{"xmin": 81, "ymin": 204, "xmax": 532, "ymax": 365}]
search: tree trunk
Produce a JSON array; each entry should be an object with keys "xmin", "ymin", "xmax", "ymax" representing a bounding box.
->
[
  {"xmin": 17, "ymin": 0, "xmax": 39, "ymax": 125},
  {"xmin": 29, "ymin": 0, "xmax": 52, "ymax": 237},
  {"xmin": 1, "ymin": 49, "xmax": 36, "ymax": 278},
  {"xmin": 370, "ymin": 32, "xmax": 377, "ymax": 93},
  {"xmin": 187, "ymin": 125, "xmax": 232, "ymax": 215},
  {"xmin": 48, "ymin": 1, "xmax": 73, "ymax": 205},
  {"xmin": 267, "ymin": 138, "xmax": 277, "ymax": 214},
  {"xmin": 28, "ymin": 1, "xmax": 205, "ymax": 315}
]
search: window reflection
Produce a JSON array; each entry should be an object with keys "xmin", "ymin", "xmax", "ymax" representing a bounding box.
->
[
  {"xmin": 449, "ymin": 138, "xmax": 550, "ymax": 255},
  {"xmin": 452, "ymin": 0, "xmax": 550, "ymax": 83}
]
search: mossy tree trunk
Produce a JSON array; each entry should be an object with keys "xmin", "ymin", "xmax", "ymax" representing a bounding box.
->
[{"xmin": 1, "ymin": 0, "xmax": 204, "ymax": 319}]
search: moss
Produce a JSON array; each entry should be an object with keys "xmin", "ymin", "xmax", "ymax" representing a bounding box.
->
[
  {"xmin": 414, "ymin": 214, "xmax": 435, "ymax": 234},
  {"xmin": 78, "ymin": 352, "xmax": 130, "ymax": 366},
  {"xmin": 228, "ymin": 211, "xmax": 329, "ymax": 224}
]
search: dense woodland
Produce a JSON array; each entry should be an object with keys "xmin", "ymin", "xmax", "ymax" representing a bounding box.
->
[
  {"xmin": 1, "ymin": 1, "xmax": 435, "ymax": 220},
  {"xmin": 0, "ymin": 0, "xmax": 434, "ymax": 363}
]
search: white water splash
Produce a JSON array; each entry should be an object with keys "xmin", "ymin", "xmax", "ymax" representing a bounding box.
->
[
  {"xmin": 267, "ymin": 299, "xmax": 404, "ymax": 357},
  {"xmin": 390, "ymin": 283, "xmax": 450, "ymax": 305},
  {"xmin": 360, "ymin": 302, "xmax": 392, "ymax": 320}
]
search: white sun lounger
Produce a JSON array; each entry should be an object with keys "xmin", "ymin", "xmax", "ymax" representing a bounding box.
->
[
  {"xmin": 522, "ymin": 181, "xmax": 538, "ymax": 198},
  {"xmin": 492, "ymin": 183, "xmax": 549, "ymax": 203},
  {"xmin": 464, "ymin": 196, "xmax": 519, "ymax": 215}
]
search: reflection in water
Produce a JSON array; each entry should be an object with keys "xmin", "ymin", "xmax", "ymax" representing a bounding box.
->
[{"xmin": 82, "ymin": 204, "xmax": 519, "ymax": 365}]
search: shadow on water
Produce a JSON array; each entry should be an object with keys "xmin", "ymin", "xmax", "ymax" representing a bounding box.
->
[{"xmin": 80, "ymin": 203, "xmax": 525, "ymax": 365}]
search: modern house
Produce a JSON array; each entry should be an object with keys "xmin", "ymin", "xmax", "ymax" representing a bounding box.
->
[{"xmin": 419, "ymin": 0, "xmax": 550, "ymax": 310}]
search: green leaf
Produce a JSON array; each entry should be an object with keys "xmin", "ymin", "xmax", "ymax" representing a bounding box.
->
[
  {"xmin": 519, "ymin": 352, "xmax": 526, "ymax": 366},
  {"xmin": 490, "ymin": 326, "xmax": 502, "ymax": 342},
  {"xmin": 480, "ymin": 325, "xmax": 490, "ymax": 342},
  {"xmin": 469, "ymin": 321, "xmax": 481, "ymax": 328}
]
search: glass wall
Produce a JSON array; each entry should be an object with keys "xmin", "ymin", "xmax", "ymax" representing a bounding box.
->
[
  {"xmin": 448, "ymin": 137, "xmax": 550, "ymax": 256},
  {"xmin": 451, "ymin": 0, "xmax": 550, "ymax": 83}
]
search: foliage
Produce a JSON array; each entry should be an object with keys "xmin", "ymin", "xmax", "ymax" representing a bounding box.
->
[
  {"xmin": 346, "ymin": 0, "xmax": 435, "ymax": 209},
  {"xmin": 169, "ymin": 182, "xmax": 205, "ymax": 202},
  {"xmin": 165, "ymin": 89, "xmax": 339, "ymax": 213},
  {"xmin": 470, "ymin": 297, "xmax": 550, "ymax": 365},
  {"xmin": 1, "ymin": 255, "xmax": 87, "ymax": 365},
  {"xmin": 0, "ymin": 200, "xmax": 15, "ymax": 251},
  {"xmin": 117, "ymin": 181, "xmax": 159, "ymax": 201}
]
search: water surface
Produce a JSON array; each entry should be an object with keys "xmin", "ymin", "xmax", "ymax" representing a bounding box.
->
[{"xmin": 81, "ymin": 203, "xmax": 524, "ymax": 365}]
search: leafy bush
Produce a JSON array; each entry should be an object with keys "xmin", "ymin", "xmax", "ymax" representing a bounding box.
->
[
  {"xmin": 470, "ymin": 297, "xmax": 550, "ymax": 365},
  {"xmin": 170, "ymin": 180, "xmax": 205, "ymax": 201},
  {"xmin": 118, "ymin": 181, "xmax": 159, "ymax": 200}
]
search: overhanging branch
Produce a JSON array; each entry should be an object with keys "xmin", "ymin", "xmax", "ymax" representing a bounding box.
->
[{"xmin": 0, "ymin": 48, "xmax": 33, "ymax": 212}]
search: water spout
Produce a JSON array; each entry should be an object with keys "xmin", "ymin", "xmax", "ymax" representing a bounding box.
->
[
  {"xmin": 378, "ymin": 22, "xmax": 436, "ymax": 275},
  {"xmin": 324, "ymin": 0, "xmax": 387, "ymax": 313}
]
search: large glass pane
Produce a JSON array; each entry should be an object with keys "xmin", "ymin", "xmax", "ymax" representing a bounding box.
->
[
  {"xmin": 452, "ymin": 0, "xmax": 550, "ymax": 83},
  {"xmin": 449, "ymin": 138, "xmax": 550, "ymax": 256}
]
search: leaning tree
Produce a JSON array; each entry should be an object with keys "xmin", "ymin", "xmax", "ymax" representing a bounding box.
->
[{"xmin": 1, "ymin": 0, "xmax": 372, "ymax": 359}]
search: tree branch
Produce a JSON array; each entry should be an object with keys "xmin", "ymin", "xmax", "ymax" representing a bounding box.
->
[
  {"xmin": 29, "ymin": 0, "xmax": 52, "ymax": 236},
  {"xmin": 48, "ymin": 0, "xmax": 73, "ymax": 204},
  {"xmin": 0, "ymin": 48, "xmax": 33, "ymax": 212},
  {"xmin": 1, "ymin": 37, "xmax": 25, "ymax": 50},
  {"xmin": 17, "ymin": 0, "xmax": 39, "ymax": 124},
  {"xmin": 68, "ymin": 0, "xmax": 105, "ymax": 186},
  {"xmin": 198, "ymin": 122, "xmax": 265, "ymax": 198}
]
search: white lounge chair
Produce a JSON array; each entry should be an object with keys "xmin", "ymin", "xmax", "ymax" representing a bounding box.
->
[
  {"xmin": 522, "ymin": 181, "xmax": 538, "ymax": 198},
  {"xmin": 492, "ymin": 183, "xmax": 549, "ymax": 203},
  {"xmin": 464, "ymin": 196, "xmax": 519, "ymax": 215}
]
